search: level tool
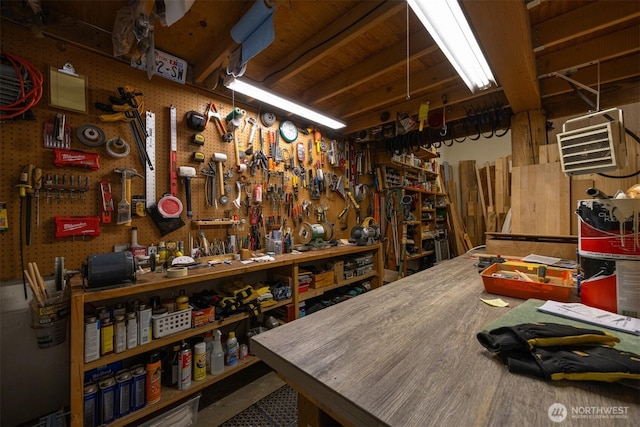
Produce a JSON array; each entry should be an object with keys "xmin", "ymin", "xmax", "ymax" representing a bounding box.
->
[
  {"xmin": 145, "ymin": 111, "xmax": 156, "ymax": 208},
  {"xmin": 169, "ymin": 106, "xmax": 178, "ymax": 197}
]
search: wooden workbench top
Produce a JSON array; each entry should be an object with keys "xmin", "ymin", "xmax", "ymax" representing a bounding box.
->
[{"xmin": 252, "ymin": 256, "xmax": 639, "ymax": 427}]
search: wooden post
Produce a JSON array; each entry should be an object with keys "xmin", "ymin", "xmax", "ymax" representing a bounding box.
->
[{"xmin": 510, "ymin": 110, "xmax": 547, "ymax": 167}]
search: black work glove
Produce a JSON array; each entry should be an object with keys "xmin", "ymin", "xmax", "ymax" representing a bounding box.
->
[
  {"xmin": 477, "ymin": 322, "xmax": 620, "ymax": 353},
  {"xmin": 503, "ymin": 345, "xmax": 640, "ymax": 382}
]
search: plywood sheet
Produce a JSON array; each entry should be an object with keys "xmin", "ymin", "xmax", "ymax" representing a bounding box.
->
[{"xmin": 511, "ymin": 162, "xmax": 571, "ymax": 235}]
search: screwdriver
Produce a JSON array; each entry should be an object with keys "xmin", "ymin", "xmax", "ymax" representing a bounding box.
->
[{"xmin": 33, "ymin": 168, "xmax": 42, "ymax": 228}]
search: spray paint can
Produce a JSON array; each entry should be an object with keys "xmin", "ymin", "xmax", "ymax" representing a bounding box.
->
[
  {"xmin": 130, "ymin": 364, "xmax": 146, "ymax": 411},
  {"xmin": 83, "ymin": 382, "xmax": 99, "ymax": 427},
  {"xmin": 145, "ymin": 352, "xmax": 162, "ymax": 404},
  {"xmin": 177, "ymin": 343, "xmax": 192, "ymax": 390},
  {"xmin": 98, "ymin": 376, "xmax": 116, "ymax": 424},
  {"xmin": 115, "ymin": 369, "xmax": 132, "ymax": 418},
  {"xmin": 193, "ymin": 342, "xmax": 207, "ymax": 381},
  {"xmin": 84, "ymin": 316, "xmax": 100, "ymax": 363}
]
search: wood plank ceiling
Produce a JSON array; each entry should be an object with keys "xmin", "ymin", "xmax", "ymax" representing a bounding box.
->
[{"xmin": 4, "ymin": 0, "xmax": 640, "ymax": 138}]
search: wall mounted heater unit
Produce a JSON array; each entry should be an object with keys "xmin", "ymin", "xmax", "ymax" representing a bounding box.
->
[{"xmin": 556, "ymin": 108, "xmax": 626, "ymax": 176}]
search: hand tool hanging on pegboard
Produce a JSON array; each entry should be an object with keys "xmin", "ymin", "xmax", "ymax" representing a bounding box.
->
[
  {"xmin": 16, "ymin": 165, "xmax": 34, "ymax": 298},
  {"xmin": 95, "ymin": 86, "xmax": 153, "ymax": 171}
]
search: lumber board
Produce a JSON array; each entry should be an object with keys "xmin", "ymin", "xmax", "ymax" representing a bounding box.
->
[{"xmin": 511, "ymin": 162, "xmax": 571, "ymax": 235}]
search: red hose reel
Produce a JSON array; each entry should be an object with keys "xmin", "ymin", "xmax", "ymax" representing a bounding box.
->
[{"xmin": 0, "ymin": 51, "xmax": 44, "ymax": 119}]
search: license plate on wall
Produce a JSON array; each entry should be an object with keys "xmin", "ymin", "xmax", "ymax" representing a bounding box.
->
[{"xmin": 131, "ymin": 48, "xmax": 187, "ymax": 84}]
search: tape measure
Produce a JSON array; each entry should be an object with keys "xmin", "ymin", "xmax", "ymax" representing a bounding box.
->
[
  {"xmin": 191, "ymin": 133, "xmax": 205, "ymax": 145},
  {"xmin": 145, "ymin": 111, "xmax": 156, "ymax": 208},
  {"xmin": 192, "ymin": 152, "xmax": 205, "ymax": 162}
]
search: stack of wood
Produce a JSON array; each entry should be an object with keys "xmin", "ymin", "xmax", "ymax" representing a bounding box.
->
[
  {"xmin": 439, "ymin": 163, "xmax": 472, "ymax": 257},
  {"xmin": 23, "ymin": 262, "xmax": 50, "ymax": 306},
  {"xmin": 476, "ymin": 156, "xmax": 511, "ymax": 235}
]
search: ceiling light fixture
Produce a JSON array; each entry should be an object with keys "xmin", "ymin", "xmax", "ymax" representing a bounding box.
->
[
  {"xmin": 407, "ymin": 0, "xmax": 496, "ymax": 92},
  {"xmin": 223, "ymin": 76, "xmax": 346, "ymax": 130}
]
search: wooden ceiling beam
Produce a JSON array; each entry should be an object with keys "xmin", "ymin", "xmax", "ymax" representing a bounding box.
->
[
  {"xmin": 343, "ymin": 83, "xmax": 504, "ymax": 135},
  {"xmin": 191, "ymin": 3, "xmax": 254, "ymax": 84},
  {"xmin": 462, "ymin": 0, "xmax": 541, "ymax": 113},
  {"xmin": 328, "ymin": 61, "xmax": 457, "ymax": 119},
  {"xmin": 261, "ymin": 0, "xmax": 404, "ymax": 87},
  {"xmin": 532, "ymin": 1, "xmax": 640, "ymax": 52},
  {"xmin": 537, "ymin": 26, "xmax": 640, "ymax": 76},
  {"xmin": 304, "ymin": 30, "xmax": 438, "ymax": 104},
  {"xmin": 540, "ymin": 53, "xmax": 640, "ymax": 99},
  {"xmin": 542, "ymin": 77, "xmax": 640, "ymax": 119}
]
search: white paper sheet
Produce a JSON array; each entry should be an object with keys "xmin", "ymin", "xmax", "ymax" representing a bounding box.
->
[{"xmin": 537, "ymin": 300, "xmax": 640, "ymax": 335}]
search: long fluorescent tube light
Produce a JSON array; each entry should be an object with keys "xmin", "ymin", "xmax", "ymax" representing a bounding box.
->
[
  {"xmin": 408, "ymin": 0, "xmax": 496, "ymax": 92},
  {"xmin": 224, "ymin": 77, "xmax": 346, "ymax": 129}
]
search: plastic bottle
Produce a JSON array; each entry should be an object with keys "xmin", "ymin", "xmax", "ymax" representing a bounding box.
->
[
  {"xmin": 193, "ymin": 342, "xmax": 207, "ymax": 381},
  {"xmin": 210, "ymin": 330, "xmax": 225, "ymax": 374},
  {"xmin": 157, "ymin": 242, "xmax": 167, "ymax": 265},
  {"xmin": 226, "ymin": 331, "xmax": 239, "ymax": 366},
  {"xmin": 203, "ymin": 331, "xmax": 213, "ymax": 372},
  {"xmin": 130, "ymin": 226, "xmax": 147, "ymax": 258},
  {"xmin": 176, "ymin": 290, "xmax": 189, "ymax": 311}
]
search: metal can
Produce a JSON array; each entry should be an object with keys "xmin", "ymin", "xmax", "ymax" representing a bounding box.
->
[
  {"xmin": 130, "ymin": 364, "xmax": 146, "ymax": 411},
  {"xmin": 177, "ymin": 344, "xmax": 192, "ymax": 390},
  {"xmin": 115, "ymin": 369, "xmax": 132, "ymax": 418},
  {"xmin": 83, "ymin": 382, "xmax": 99, "ymax": 427},
  {"xmin": 137, "ymin": 304, "xmax": 152, "ymax": 346},
  {"xmin": 145, "ymin": 352, "xmax": 162, "ymax": 404},
  {"xmin": 193, "ymin": 342, "xmax": 207, "ymax": 381},
  {"xmin": 114, "ymin": 315, "xmax": 126, "ymax": 354},
  {"xmin": 126, "ymin": 311, "xmax": 138, "ymax": 350},
  {"xmin": 98, "ymin": 376, "xmax": 117, "ymax": 424},
  {"xmin": 100, "ymin": 316, "xmax": 113, "ymax": 356},
  {"xmin": 84, "ymin": 316, "xmax": 100, "ymax": 363}
]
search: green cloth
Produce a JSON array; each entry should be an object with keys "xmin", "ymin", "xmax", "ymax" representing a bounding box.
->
[{"xmin": 481, "ymin": 299, "xmax": 640, "ymax": 354}]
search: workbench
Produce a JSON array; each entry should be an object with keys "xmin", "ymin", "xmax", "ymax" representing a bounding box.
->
[{"xmin": 251, "ymin": 256, "xmax": 640, "ymax": 426}]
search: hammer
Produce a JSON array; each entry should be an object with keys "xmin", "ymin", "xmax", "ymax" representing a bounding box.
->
[
  {"xmin": 212, "ymin": 153, "xmax": 227, "ymax": 196},
  {"xmin": 179, "ymin": 166, "xmax": 196, "ymax": 219}
]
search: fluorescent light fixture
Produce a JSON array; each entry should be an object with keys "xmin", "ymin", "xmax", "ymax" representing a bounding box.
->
[
  {"xmin": 224, "ymin": 76, "xmax": 346, "ymax": 129},
  {"xmin": 408, "ymin": 0, "xmax": 496, "ymax": 92}
]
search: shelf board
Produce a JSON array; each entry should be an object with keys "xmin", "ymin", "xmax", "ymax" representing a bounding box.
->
[
  {"xmin": 107, "ymin": 355, "xmax": 261, "ymax": 427},
  {"xmin": 192, "ymin": 220, "xmax": 239, "ymax": 226}
]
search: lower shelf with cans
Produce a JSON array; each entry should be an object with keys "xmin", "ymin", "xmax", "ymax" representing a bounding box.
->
[{"xmin": 103, "ymin": 355, "xmax": 260, "ymax": 427}]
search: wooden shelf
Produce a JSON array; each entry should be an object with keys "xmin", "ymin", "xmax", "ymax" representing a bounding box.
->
[
  {"xmin": 192, "ymin": 220, "xmax": 239, "ymax": 226},
  {"xmin": 83, "ymin": 299, "xmax": 292, "ymax": 371},
  {"xmin": 70, "ymin": 244, "xmax": 384, "ymax": 427},
  {"xmin": 299, "ymin": 271, "xmax": 378, "ymax": 302}
]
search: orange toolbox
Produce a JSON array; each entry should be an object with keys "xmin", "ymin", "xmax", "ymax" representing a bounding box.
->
[{"xmin": 480, "ymin": 262, "xmax": 574, "ymax": 302}]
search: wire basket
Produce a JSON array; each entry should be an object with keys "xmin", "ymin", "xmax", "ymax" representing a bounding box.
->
[{"xmin": 152, "ymin": 308, "xmax": 192, "ymax": 338}]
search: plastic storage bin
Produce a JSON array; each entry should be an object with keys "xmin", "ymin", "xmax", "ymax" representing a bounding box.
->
[
  {"xmin": 481, "ymin": 262, "xmax": 574, "ymax": 302},
  {"xmin": 152, "ymin": 308, "xmax": 192, "ymax": 338}
]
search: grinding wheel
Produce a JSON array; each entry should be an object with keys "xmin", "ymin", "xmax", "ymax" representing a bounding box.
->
[{"xmin": 77, "ymin": 124, "xmax": 106, "ymax": 147}]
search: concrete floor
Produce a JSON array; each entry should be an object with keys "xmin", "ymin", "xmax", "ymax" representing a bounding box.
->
[{"xmin": 193, "ymin": 366, "xmax": 286, "ymax": 426}]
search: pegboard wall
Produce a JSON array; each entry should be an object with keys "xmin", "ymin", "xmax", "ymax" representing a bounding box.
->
[{"xmin": 0, "ymin": 22, "xmax": 378, "ymax": 282}]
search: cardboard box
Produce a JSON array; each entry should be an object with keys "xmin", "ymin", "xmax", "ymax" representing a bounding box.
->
[
  {"xmin": 481, "ymin": 262, "xmax": 574, "ymax": 302},
  {"xmin": 577, "ymin": 199, "xmax": 640, "ymax": 260},
  {"xmin": 312, "ymin": 271, "xmax": 334, "ymax": 288},
  {"xmin": 191, "ymin": 305, "xmax": 215, "ymax": 327}
]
